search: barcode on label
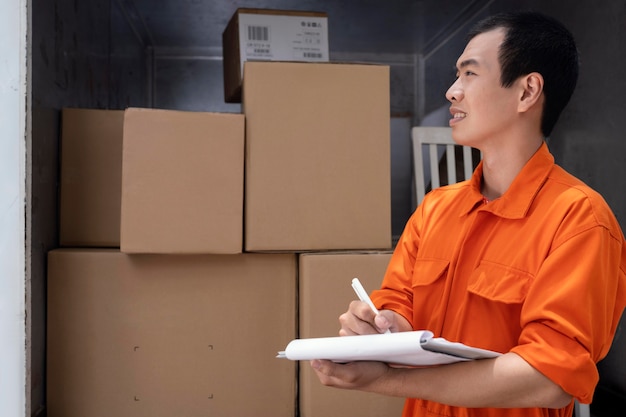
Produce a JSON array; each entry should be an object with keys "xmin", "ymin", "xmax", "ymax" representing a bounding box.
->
[
  {"xmin": 247, "ymin": 25, "xmax": 269, "ymax": 41},
  {"xmin": 303, "ymin": 52, "xmax": 323, "ymax": 58}
]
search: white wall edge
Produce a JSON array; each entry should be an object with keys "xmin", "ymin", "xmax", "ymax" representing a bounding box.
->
[{"xmin": 0, "ymin": 0, "xmax": 29, "ymax": 415}]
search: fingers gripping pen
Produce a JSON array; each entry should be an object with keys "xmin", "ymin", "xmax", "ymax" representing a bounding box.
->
[{"xmin": 351, "ymin": 277, "xmax": 391, "ymax": 334}]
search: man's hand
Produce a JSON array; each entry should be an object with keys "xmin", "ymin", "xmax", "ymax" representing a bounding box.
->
[
  {"xmin": 310, "ymin": 359, "xmax": 393, "ymax": 393},
  {"xmin": 338, "ymin": 300, "xmax": 412, "ymax": 336}
]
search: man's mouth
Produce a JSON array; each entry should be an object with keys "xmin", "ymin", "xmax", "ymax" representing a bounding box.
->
[{"xmin": 453, "ymin": 112, "xmax": 467, "ymax": 119}]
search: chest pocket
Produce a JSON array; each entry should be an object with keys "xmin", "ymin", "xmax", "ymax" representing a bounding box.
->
[
  {"xmin": 467, "ymin": 260, "xmax": 533, "ymax": 304},
  {"xmin": 412, "ymin": 258, "xmax": 449, "ymax": 287}
]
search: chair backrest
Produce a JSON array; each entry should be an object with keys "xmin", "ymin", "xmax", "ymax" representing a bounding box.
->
[{"xmin": 412, "ymin": 126, "xmax": 479, "ymax": 205}]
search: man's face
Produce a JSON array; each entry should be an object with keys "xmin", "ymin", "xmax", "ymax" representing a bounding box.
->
[{"xmin": 445, "ymin": 28, "xmax": 521, "ymax": 148}]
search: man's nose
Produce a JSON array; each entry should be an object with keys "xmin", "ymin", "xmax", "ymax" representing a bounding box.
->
[{"xmin": 446, "ymin": 79, "xmax": 463, "ymax": 102}]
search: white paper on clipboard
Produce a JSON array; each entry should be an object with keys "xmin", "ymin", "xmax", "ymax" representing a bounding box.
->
[{"xmin": 277, "ymin": 330, "xmax": 501, "ymax": 366}]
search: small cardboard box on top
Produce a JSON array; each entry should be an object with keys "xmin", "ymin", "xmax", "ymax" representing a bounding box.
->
[
  {"xmin": 222, "ymin": 8, "xmax": 329, "ymax": 103},
  {"xmin": 298, "ymin": 251, "xmax": 405, "ymax": 417},
  {"xmin": 120, "ymin": 108, "xmax": 245, "ymax": 254},
  {"xmin": 47, "ymin": 249, "xmax": 297, "ymax": 417},
  {"xmin": 243, "ymin": 61, "xmax": 392, "ymax": 252},
  {"xmin": 59, "ymin": 108, "xmax": 124, "ymax": 247}
]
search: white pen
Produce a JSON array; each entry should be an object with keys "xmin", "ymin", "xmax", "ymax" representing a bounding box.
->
[{"xmin": 351, "ymin": 277, "xmax": 391, "ymax": 334}]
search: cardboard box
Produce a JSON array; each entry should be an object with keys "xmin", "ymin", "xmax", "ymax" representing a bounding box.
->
[
  {"xmin": 243, "ymin": 62, "xmax": 392, "ymax": 252},
  {"xmin": 298, "ymin": 251, "xmax": 405, "ymax": 417},
  {"xmin": 59, "ymin": 108, "xmax": 124, "ymax": 247},
  {"xmin": 120, "ymin": 108, "xmax": 245, "ymax": 254},
  {"xmin": 222, "ymin": 8, "xmax": 329, "ymax": 103},
  {"xmin": 47, "ymin": 249, "xmax": 297, "ymax": 417}
]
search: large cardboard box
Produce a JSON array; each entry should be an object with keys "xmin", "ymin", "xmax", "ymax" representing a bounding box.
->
[
  {"xmin": 243, "ymin": 62, "xmax": 392, "ymax": 252},
  {"xmin": 59, "ymin": 108, "xmax": 124, "ymax": 247},
  {"xmin": 47, "ymin": 249, "xmax": 297, "ymax": 417},
  {"xmin": 298, "ymin": 251, "xmax": 405, "ymax": 417},
  {"xmin": 222, "ymin": 8, "xmax": 329, "ymax": 103},
  {"xmin": 120, "ymin": 108, "xmax": 245, "ymax": 254}
]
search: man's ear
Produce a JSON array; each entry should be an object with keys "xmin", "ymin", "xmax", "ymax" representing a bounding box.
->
[{"xmin": 518, "ymin": 72, "xmax": 544, "ymax": 112}]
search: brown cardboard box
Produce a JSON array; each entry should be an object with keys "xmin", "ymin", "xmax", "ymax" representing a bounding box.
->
[
  {"xmin": 297, "ymin": 251, "xmax": 405, "ymax": 417},
  {"xmin": 59, "ymin": 108, "xmax": 124, "ymax": 247},
  {"xmin": 222, "ymin": 8, "xmax": 329, "ymax": 103},
  {"xmin": 47, "ymin": 249, "xmax": 297, "ymax": 417},
  {"xmin": 120, "ymin": 108, "xmax": 245, "ymax": 254},
  {"xmin": 243, "ymin": 62, "xmax": 392, "ymax": 252}
]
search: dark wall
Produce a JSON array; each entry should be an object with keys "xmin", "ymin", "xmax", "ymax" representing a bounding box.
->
[{"xmin": 536, "ymin": 1, "xmax": 626, "ymax": 227}]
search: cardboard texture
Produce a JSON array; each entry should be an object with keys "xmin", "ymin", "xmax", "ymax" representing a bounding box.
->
[
  {"xmin": 120, "ymin": 108, "xmax": 245, "ymax": 254},
  {"xmin": 297, "ymin": 251, "xmax": 405, "ymax": 417},
  {"xmin": 222, "ymin": 8, "xmax": 329, "ymax": 103},
  {"xmin": 47, "ymin": 249, "xmax": 297, "ymax": 417},
  {"xmin": 243, "ymin": 62, "xmax": 392, "ymax": 252},
  {"xmin": 59, "ymin": 108, "xmax": 124, "ymax": 247}
]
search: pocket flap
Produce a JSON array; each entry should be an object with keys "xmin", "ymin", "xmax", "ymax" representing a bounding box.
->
[
  {"xmin": 412, "ymin": 258, "xmax": 450, "ymax": 286},
  {"xmin": 467, "ymin": 261, "xmax": 533, "ymax": 304}
]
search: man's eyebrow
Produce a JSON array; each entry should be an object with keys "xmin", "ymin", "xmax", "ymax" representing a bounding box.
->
[{"xmin": 455, "ymin": 58, "xmax": 480, "ymax": 71}]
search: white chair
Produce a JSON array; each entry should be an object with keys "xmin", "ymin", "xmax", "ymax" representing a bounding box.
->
[
  {"xmin": 411, "ymin": 126, "xmax": 592, "ymax": 417},
  {"xmin": 411, "ymin": 126, "xmax": 478, "ymax": 205},
  {"xmin": 574, "ymin": 401, "xmax": 591, "ymax": 417}
]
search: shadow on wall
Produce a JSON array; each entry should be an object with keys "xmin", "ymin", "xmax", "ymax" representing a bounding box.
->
[{"xmin": 592, "ymin": 311, "xmax": 626, "ymax": 415}]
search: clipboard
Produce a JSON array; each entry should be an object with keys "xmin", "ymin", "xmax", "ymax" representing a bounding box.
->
[{"xmin": 277, "ymin": 330, "xmax": 501, "ymax": 366}]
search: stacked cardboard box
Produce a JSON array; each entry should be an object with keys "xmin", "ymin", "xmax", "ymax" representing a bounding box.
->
[
  {"xmin": 47, "ymin": 249, "xmax": 296, "ymax": 417},
  {"xmin": 120, "ymin": 108, "xmax": 244, "ymax": 254},
  {"xmin": 222, "ymin": 8, "xmax": 330, "ymax": 103},
  {"xmin": 59, "ymin": 62, "xmax": 391, "ymax": 254},
  {"xmin": 50, "ymin": 59, "xmax": 394, "ymax": 417},
  {"xmin": 59, "ymin": 108, "xmax": 124, "ymax": 247},
  {"xmin": 52, "ymin": 106, "xmax": 297, "ymax": 417},
  {"xmin": 298, "ymin": 251, "xmax": 405, "ymax": 417},
  {"xmin": 243, "ymin": 61, "xmax": 392, "ymax": 251},
  {"xmin": 59, "ymin": 107, "xmax": 245, "ymax": 253}
]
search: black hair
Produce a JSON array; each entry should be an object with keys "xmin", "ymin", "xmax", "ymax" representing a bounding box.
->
[{"xmin": 468, "ymin": 11, "xmax": 579, "ymax": 137}]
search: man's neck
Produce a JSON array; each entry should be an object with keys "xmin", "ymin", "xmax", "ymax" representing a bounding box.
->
[{"xmin": 479, "ymin": 135, "xmax": 543, "ymax": 201}]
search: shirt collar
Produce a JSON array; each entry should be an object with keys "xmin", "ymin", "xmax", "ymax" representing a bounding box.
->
[{"xmin": 463, "ymin": 142, "xmax": 555, "ymax": 218}]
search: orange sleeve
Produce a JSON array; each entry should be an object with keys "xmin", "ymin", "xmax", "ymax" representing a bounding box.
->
[
  {"xmin": 370, "ymin": 211, "xmax": 420, "ymax": 328},
  {"xmin": 511, "ymin": 225, "xmax": 626, "ymax": 404}
]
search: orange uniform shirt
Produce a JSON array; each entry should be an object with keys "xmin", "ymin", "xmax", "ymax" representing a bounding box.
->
[{"xmin": 371, "ymin": 142, "xmax": 626, "ymax": 417}]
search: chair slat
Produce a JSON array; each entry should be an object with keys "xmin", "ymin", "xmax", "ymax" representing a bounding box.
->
[
  {"xmin": 412, "ymin": 127, "xmax": 482, "ymax": 207},
  {"xmin": 429, "ymin": 144, "xmax": 440, "ymax": 189},
  {"xmin": 463, "ymin": 146, "xmax": 473, "ymax": 180},
  {"xmin": 446, "ymin": 144, "xmax": 456, "ymax": 185}
]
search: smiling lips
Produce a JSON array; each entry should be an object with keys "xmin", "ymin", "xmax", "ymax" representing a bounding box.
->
[{"xmin": 449, "ymin": 111, "xmax": 467, "ymax": 126}]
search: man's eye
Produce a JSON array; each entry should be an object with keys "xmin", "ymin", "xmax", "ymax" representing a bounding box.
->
[{"xmin": 455, "ymin": 71, "xmax": 475, "ymax": 78}]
